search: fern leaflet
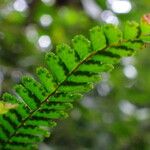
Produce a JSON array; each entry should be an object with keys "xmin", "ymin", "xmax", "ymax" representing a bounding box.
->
[{"xmin": 0, "ymin": 15, "xmax": 150, "ymax": 150}]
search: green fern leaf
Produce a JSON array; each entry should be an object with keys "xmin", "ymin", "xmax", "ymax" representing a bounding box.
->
[{"xmin": 0, "ymin": 15, "xmax": 150, "ymax": 150}]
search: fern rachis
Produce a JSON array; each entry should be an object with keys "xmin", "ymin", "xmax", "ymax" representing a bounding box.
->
[{"xmin": 0, "ymin": 15, "xmax": 150, "ymax": 150}]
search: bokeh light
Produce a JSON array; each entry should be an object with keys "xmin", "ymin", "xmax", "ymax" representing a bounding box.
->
[
  {"xmin": 38, "ymin": 35, "xmax": 51, "ymax": 49},
  {"xmin": 123, "ymin": 65, "xmax": 137, "ymax": 79},
  {"xmin": 40, "ymin": 14, "xmax": 53, "ymax": 27},
  {"xmin": 108, "ymin": 0, "xmax": 132, "ymax": 14},
  {"xmin": 13, "ymin": 0, "xmax": 28, "ymax": 12}
]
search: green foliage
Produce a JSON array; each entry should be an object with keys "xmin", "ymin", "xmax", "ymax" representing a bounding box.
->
[{"xmin": 0, "ymin": 17, "xmax": 150, "ymax": 150}]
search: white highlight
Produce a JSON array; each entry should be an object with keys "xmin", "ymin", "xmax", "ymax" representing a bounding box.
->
[
  {"xmin": 111, "ymin": 0, "xmax": 132, "ymax": 14},
  {"xmin": 119, "ymin": 100, "xmax": 136, "ymax": 115},
  {"xmin": 81, "ymin": 0, "xmax": 119, "ymax": 24},
  {"xmin": 38, "ymin": 35, "xmax": 51, "ymax": 49},
  {"xmin": 13, "ymin": 0, "xmax": 28, "ymax": 12},
  {"xmin": 101, "ymin": 10, "xmax": 119, "ymax": 25},
  {"xmin": 81, "ymin": 0, "xmax": 102, "ymax": 20},
  {"xmin": 123, "ymin": 65, "xmax": 137, "ymax": 79},
  {"xmin": 40, "ymin": 14, "xmax": 53, "ymax": 27},
  {"xmin": 41, "ymin": 0, "xmax": 55, "ymax": 6},
  {"xmin": 97, "ymin": 82, "xmax": 111, "ymax": 96},
  {"xmin": 136, "ymin": 108, "xmax": 149, "ymax": 120},
  {"xmin": 122, "ymin": 57, "xmax": 135, "ymax": 66}
]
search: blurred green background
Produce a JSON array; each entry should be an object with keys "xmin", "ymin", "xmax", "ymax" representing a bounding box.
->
[{"xmin": 0, "ymin": 0, "xmax": 150, "ymax": 149}]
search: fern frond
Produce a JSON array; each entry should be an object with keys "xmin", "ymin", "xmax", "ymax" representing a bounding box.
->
[{"xmin": 0, "ymin": 15, "xmax": 150, "ymax": 150}]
